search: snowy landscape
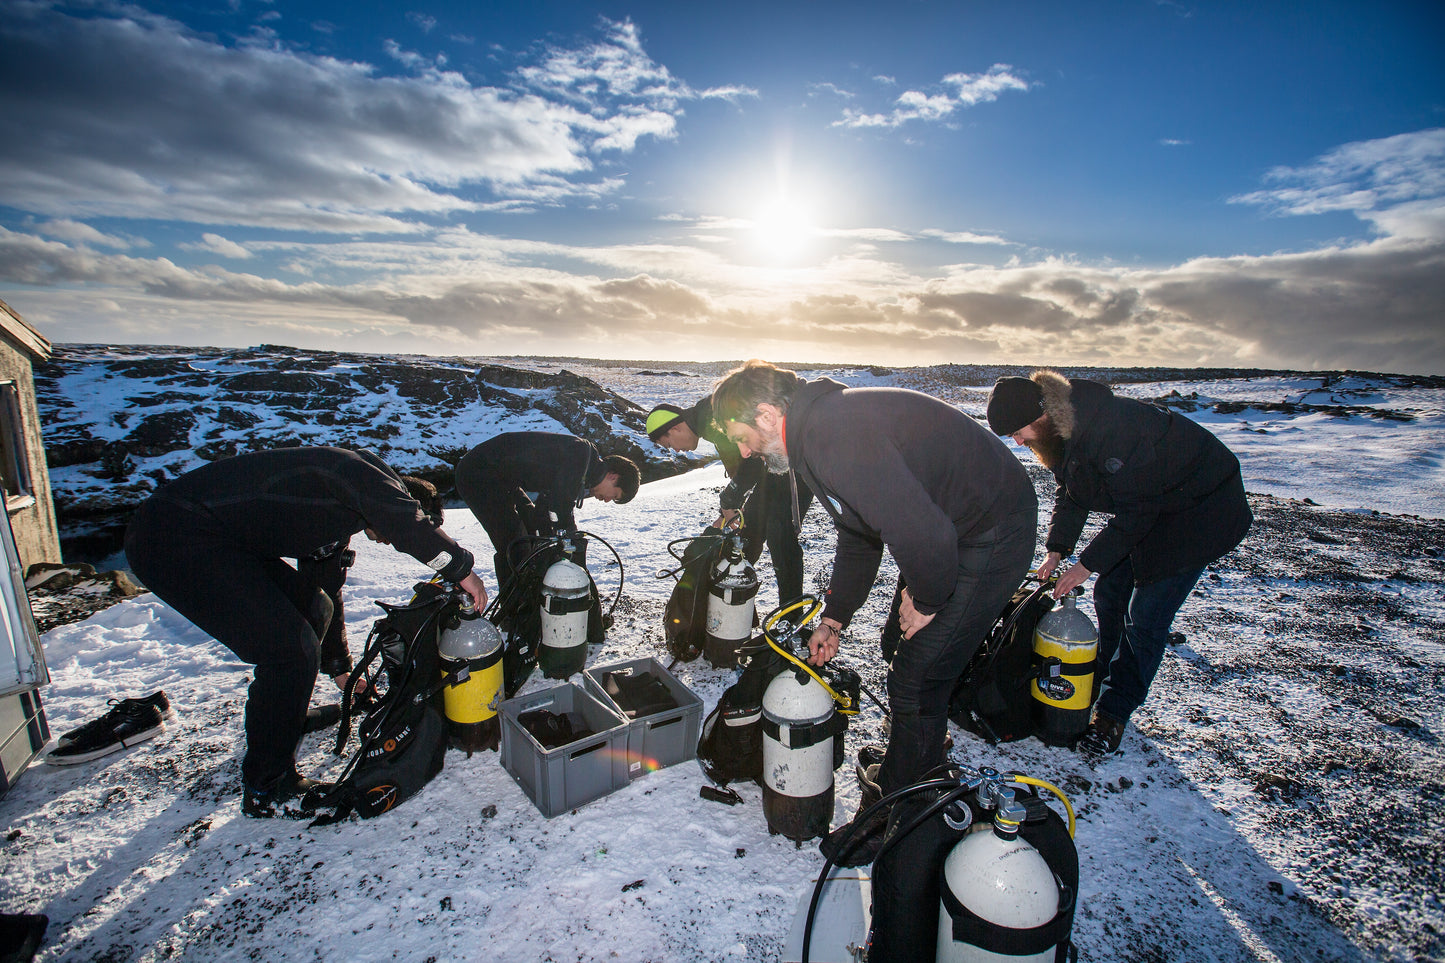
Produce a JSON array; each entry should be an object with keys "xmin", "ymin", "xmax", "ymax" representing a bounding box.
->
[{"xmin": 2, "ymin": 348, "xmax": 1443, "ymax": 962}]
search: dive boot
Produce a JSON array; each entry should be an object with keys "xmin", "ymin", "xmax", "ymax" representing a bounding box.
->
[
  {"xmin": 819, "ymin": 762, "xmax": 887, "ymax": 867},
  {"xmin": 1078, "ymin": 709, "xmax": 1127, "ymax": 759},
  {"xmin": 243, "ymin": 770, "xmax": 331, "ymax": 819}
]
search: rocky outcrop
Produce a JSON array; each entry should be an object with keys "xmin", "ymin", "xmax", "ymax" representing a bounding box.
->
[{"xmin": 35, "ymin": 344, "xmax": 692, "ymax": 562}]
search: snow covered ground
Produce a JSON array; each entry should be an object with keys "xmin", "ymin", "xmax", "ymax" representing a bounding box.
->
[{"xmin": 3, "ymin": 365, "xmax": 1444, "ymax": 962}]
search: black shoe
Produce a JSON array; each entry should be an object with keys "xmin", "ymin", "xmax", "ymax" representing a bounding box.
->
[
  {"xmin": 242, "ymin": 770, "xmax": 331, "ymax": 819},
  {"xmin": 819, "ymin": 806, "xmax": 889, "ymax": 868},
  {"xmin": 303, "ymin": 704, "xmax": 342, "ymax": 735},
  {"xmin": 0, "ymin": 912, "xmax": 48, "ymax": 963},
  {"xmin": 47, "ymin": 701, "xmax": 165, "ymax": 766},
  {"xmin": 1078, "ymin": 710, "xmax": 1127, "ymax": 758},
  {"xmin": 57, "ymin": 691, "xmax": 170, "ymax": 746}
]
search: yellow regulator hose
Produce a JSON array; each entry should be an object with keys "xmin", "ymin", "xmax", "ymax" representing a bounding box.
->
[
  {"xmin": 761, "ymin": 598, "xmax": 858, "ymax": 713},
  {"xmin": 1009, "ymin": 774, "xmax": 1077, "ymax": 838}
]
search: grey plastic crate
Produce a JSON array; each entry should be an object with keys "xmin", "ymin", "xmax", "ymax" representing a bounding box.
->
[
  {"xmin": 499, "ymin": 683, "xmax": 631, "ymax": 818},
  {"xmin": 583, "ymin": 657, "xmax": 703, "ymax": 780}
]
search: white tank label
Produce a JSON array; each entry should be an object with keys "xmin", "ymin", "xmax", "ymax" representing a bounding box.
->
[
  {"xmin": 763, "ymin": 736, "xmax": 832, "ymax": 796},
  {"xmin": 707, "ymin": 597, "xmax": 754, "ymax": 641}
]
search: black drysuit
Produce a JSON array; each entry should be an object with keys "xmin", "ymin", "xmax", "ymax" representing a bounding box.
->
[
  {"xmin": 453, "ymin": 432, "xmax": 605, "ymax": 581},
  {"xmin": 124, "ymin": 447, "xmax": 474, "ymax": 791}
]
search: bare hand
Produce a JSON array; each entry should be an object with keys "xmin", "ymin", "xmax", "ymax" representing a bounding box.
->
[
  {"xmin": 808, "ymin": 619, "xmax": 843, "ymax": 666},
  {"xmin": 459, "ymin": 571, "xmax": 489, "ymax": 611},
  {"xmin": 1036, "ymin": 551, "xmax": 1063, "ymax": 580},
  {"xmin": 899, "ymin": 588, "xmax": 936, "ymax": 640},
  {"xmin": 1052, "ymin": 562, "xmax": 1093, "ymax": 599},
  {"xmin": 716, "ymin": 509, "xmax": 741, "ymax": 530}
]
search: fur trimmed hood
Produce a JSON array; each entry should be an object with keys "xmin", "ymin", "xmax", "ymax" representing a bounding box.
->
[{"xmin": 1032, "ymin": 369, "xmax": 1075, "ymax": 440}]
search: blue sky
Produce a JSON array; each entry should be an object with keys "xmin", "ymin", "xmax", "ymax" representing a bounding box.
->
[{"xmin": 1, "ymin": 1, "xmax": 1441, "ymax": 372}]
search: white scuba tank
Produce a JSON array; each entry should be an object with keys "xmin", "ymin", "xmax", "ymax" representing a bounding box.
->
[
  {"xmin": 704, "ymin": 541, "xmax": 759, "ymax": 668},
  {"xmin": 936, "ymin": 812, "xmax": 1060, "ymax": 963},
  {"xmin": 538, "ymin": 557, "xmax": 591, "ymax": 678},
  {"xmin": 761, "ymin": 670, "xmax": 837, "ymax": 841}
]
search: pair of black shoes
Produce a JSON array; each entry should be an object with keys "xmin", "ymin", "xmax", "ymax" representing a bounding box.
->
[{"xmin": 47, "ymin": 691, "xmax": 171, "ymax": 766}]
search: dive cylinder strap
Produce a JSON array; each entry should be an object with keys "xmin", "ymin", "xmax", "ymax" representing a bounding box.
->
[
  {"xmin": 543, "ymin": 593, "xmax": 592, "ymax": 615},
  {"xmin": 940, "ymin": 874, "xmax": 1076, "ymax": 958},
  {"xmin": 760, "ymin": 711, "xmax": 848, "ymax": 750}
]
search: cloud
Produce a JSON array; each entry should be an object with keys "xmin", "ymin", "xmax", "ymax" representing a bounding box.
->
[
  {"xmin": 33, "ymin": 219, "xmax": 136, "ymax": 249},
  {"xmin": 0, "ymin": 6, "xmax": 706, "ymax": 233},
  {"xmin": 920, "ymin": 229, "xmax": 1016, "ymax": 246},
  {"xmin": 1230, "ymin": 128, "xmax": 1445, "ymax": 219},
  {"xmin": 180, "ymin": 234, "xmax": 254, "ymax": 259},
  {"xmin": 834, "ymin": 65, "xmax": 1031, "ymax": 129}
]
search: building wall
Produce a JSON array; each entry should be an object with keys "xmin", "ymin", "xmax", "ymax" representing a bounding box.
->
[{"xmin": 0, "ymin": 326, "xmax": 61, "ymax": 572}]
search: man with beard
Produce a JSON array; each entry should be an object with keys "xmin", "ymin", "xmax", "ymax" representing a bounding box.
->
[
  {"xmin": 712, "ymin": 361, "xmax": 1037, "ymax": 865},
  {"xmin": 987, "ymin": 371, "xmax": 1252, "ymax": 755},
  {"xmin": 646, "ymin": 397, "xmax": 814, "ymax": 605}
]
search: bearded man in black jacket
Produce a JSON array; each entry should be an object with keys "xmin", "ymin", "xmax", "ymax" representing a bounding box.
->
[
  {"xmin": 125, "ymin": 446, "xmax": 488, "ymax": 817},
  {"xmin": 454, "ymin": 432, "xmax": 640, "ymax": 584},
  {"xmin": 988, "ymin": 370, "xmax": 1252, "ymax": 756},
  {"xmin": 712, "ymin": 361, "xmax": 1037, "ymax": 864}
]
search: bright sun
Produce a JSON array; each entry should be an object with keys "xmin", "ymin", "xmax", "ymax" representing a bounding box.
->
[{"xmin": 751, "ymin": 199, "xmax": 816, "ymax": 262}]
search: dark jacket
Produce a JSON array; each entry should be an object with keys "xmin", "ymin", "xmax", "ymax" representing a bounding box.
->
[
  {"xmin": 457, "ymin": 432, "xmax": 605, "ymax": 532},
  {"xmin": 150, "ymin": 446, "xmax": 475, "ymax": 585},
  {"xmin": 785, "ymin": 379, "xmax": 1035, "ymax": 626},
  {"xmin": 1039, "ymin": 375, "xmax": 1252, "ymax": 583},
  {"xmin": 685, "ymin": 396, "xmax": 765, "ymax": 511}
]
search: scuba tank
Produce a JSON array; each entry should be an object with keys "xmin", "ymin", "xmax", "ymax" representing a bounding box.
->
[
  {"xmin": 825, "ymin": 767, "xmax": 1077, "ymax": 963},
  {"xmin": 538, "ymin": 536, "xmax": 592, "ymax": 679},
  {"xmin": 937, "ymin": 798, "xmax": 1059, "ymax": 963},
  {"xmin": 704, "ymin": 532, "xmax": 759, "ymax": 668},
  {"xmin": 752, "ymin": 597, "xmax": 858, "ymax": 842},
  {"xmin": 1030, "ymin": 589, "xmax": 1099, "ymax": 747},
  {"xmin": 761, "ymin": 668, "xmax": 838, "ymax": 842},
  {"xmin": 437, "ymin": 594, "xmax": 505, "ymax": 753}
]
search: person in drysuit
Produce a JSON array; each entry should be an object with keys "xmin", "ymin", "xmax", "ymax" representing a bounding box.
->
[
  {"xmin": 124, "ymin": 446, "xmax": 487, "ymax": 817},
  {"xmin": 987, "ymin": 370, "xmax": 1252, "ymax": 755},
  {"xmin": 647, "ymin": 397, "xmax": 815, "ymax": 605},
  {"xmin": 453, "ymin": 431, "xmax": 640, "ymax": 584},
  {"xmin": 711, "ymin": 361, "xmax": 1037, "ymax": 866}
]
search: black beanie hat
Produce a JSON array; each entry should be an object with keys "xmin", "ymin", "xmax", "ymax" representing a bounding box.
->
[{"xmin": 987, "ymin": 377, "xmax": 1045, "ymax": 436}]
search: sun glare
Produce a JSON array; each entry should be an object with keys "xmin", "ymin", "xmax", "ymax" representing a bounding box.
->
[{"xmin": 751, "ymin": 199, "xmax": 816, "ymax": 262}]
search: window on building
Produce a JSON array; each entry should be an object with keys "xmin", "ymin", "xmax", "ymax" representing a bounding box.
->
[{"xmin": 0, "ymin": 382, "xmax": 34, "ymax": 509}]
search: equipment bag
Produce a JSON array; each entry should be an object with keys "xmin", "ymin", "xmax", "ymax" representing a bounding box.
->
[
  {"xmin": 696, "ymin": 638, "xmax": 786, "ymax": 787},
  {"xmin": 948, "ymin": 580, "xmax": 1055, "ymax": 743},
  {"xmin": 310, "ymin": 581, "xmax": 455, "ymax": 825}
]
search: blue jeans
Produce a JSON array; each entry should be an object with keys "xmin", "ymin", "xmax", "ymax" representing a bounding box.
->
[{"xmin": 1092, "ymin": 557, "xmax": 1205, "ymax": 723}]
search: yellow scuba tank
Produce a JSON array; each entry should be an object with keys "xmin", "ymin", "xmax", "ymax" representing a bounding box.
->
[
  {"xmin": 438, "ymin": 594, "xmax": 505, "ymax": 752},
  {"xmin": 1029, "ymin": 590, "xmax": 1098, "ymax": 747}
]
